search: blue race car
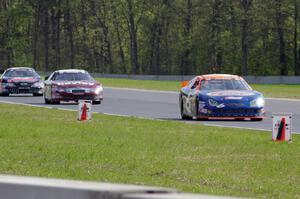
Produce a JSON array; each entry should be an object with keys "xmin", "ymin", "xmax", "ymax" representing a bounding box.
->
[{"xmin": 179, "ymin": 74, "xmax": 265, "ymax": 121}]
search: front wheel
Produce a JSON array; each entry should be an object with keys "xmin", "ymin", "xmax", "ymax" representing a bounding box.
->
[
  {"xmin": 0, "ymin": 93, "xmax": 9, "ymax": 96},
  {"xmin": 180, "ymin": 100, "xmax": 192, "ymax": 120}
]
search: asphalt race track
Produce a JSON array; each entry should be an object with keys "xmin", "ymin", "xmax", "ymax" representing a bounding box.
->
[{"xmin": 1, "ymin": 87, "xmax": 299, "ymax": 133}]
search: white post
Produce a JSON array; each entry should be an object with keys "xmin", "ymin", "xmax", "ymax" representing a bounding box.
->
[
  {"xmin": 272, "ymin": 113, "xmax": 292, "ymax": 141},
  {"xmin": 78, "ymin": 100, "xmax": 92, "ymax": 121}
]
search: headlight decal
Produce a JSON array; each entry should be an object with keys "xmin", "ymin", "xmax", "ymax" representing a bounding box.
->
[
  {"xmin": 250, "ymin": 97, "xmax": 265, "ymax": 107},
  {"xmin": 208, "ymin": 98, "xmax": 219, "ymax": 107},
  {"xmin": 32, "ymin": 81, "xmax": 44, "ymax": 88},
  {"xmin": 95, "ymin": 86, "xmax": 103, "ymax": 94}
]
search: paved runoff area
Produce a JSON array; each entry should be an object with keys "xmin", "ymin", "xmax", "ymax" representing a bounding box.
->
[{"xmin": 0, "ymin": 87, "xmax": 299, "ymax": 133}]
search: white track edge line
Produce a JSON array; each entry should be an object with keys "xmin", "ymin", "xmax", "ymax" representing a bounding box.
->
[
  {"xmin": 2, "ymin": 100, "xmax": 299, "ymax": 134},
  {"xmin": 203, "ymin": 123, "xmax": 269, "ymax": 132},
  {"xmin": 0, "ymin": 100, "xmax": 269, "ymax": 132}
]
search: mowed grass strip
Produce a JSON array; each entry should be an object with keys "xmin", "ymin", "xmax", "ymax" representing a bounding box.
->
[
  {"xmin": 97, "ymin": 78, "xmax": 300, "ymax": 99},
  {"xmin": 97, "ymin": 78, "xmax": 179, "ymax": 92},
  {"xmin": 0, "ymin": 103, "xmax": 299, "ymax": 198}
]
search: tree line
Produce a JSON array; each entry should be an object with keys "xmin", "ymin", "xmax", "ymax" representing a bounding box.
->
[{"xmin": 0, "ymin": 0, "xmax": 300, "ymax": 76}]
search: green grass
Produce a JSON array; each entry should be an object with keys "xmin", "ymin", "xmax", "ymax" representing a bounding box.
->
[
  {"xmin": 251, "ymin": 84, "xmax": 300, "ymax": 99},
  {"xmin": 97, "ymin": 78, "xmax": 300, "ymax": 99},
  {"xmin": 97, "ymin": 78, "xmax": 180, "ymax": 92},
  {"xmin": 0, "ymin": 103, "xmax": 299, "ymax": 198}
]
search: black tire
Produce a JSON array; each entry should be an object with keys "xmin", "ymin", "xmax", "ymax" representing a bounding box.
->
[
  {"xmin": 251, "ymin": 118, "xmax": 263, "ymax": 121},
  {"xmin": 92, "ymin": 100, "xmax": 101, "ymax": 105},
  {"xmin": 194, "ymin": 100, "xmax": 199, "ymax": 118},
  {"xmin": 44, "ymin": 98, "xmax": 51, "ymax": 104},
  {"xmin": 197, "ymin": 117, "xmax": 209, "ymax": 121},
  {"xmin": 52, "ymin": 100, "xmax": 60, "ymax": 104},
  {"xmin": 0, "ymin": 92, "xmax": 9, "ymax": 96},
  {"xmin": 45, "ymin": 98, "xmax": 60, "ymax": 104},
  {"xmin": 33, "ymin": 93, "xmax": 43, "ymax": 96},
  {"xmin": 180, "ymin": 100, "xmax": 192, "ymax": 120},
  {"xmin": 235, "ymin": 118, "xmax": 245, "ymax": 121}
]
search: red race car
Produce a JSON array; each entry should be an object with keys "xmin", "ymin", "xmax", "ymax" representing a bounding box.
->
[{"xmin": 44, "ymin": 69, "xmax": 103, "ymax": 104}]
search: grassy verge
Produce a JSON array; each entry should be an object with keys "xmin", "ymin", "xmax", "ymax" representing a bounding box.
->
[
  {"xmin": 97, "ymin": 78, "xmax": 179, "ymax": 92},
  {"xmin": 97, "ymin": 78, "xmax": 300, "ymax": 99},
  {"xmin": 251, "ymin": 84, "xmax": 300, "ymax": 99},
  {"xmin": 0, "ymin": 103, "xmax": 299, "ymax": 198}
]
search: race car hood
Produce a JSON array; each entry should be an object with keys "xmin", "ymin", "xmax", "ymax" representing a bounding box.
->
[
  {"xmin": 53, "ymin": 80, "xmax": 100, "ymax": 88},
  {"xmin": 198, "ymin": 90, "xmax": 262, "ymax": 101}
]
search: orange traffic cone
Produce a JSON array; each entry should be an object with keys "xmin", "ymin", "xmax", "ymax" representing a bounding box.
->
[
  {"xmin": 80, "ymin": 103, "xmax": 87, "ymax": 121},
  {"xmin": 276, "ymin": 118, "xmax": 286, "ymax": 141}
]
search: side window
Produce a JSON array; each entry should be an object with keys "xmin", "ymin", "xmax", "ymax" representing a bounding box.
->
[
  {"xmin": 50, "ymin": 72, "xmax": 57, "ymax": 81},
  {"xmin": 191, "ymin": 79, "xmax": 200, "ymax": 89},
  {"xmin": 187, "ymin": 79, "xmax": 195, "ymax": 88}
]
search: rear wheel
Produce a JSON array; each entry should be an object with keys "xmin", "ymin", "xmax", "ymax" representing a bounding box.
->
[
  {"xmin": 92, "ymin": 100, "xmax": 101, "ymax": 105},
  {"xmin": 33, "ymin": 93, "xmax": 43, "ymax": 97},
  {"xmin": 44, "ymin": 98, "xmax": 51, "ymax": 104},
  {"xmin": 44, "ymin": 98, "xmax": 60, "ymax": 104},
  {"xmin": 251, "ymin": 118, "xmax": 263, "ymax": 121}
]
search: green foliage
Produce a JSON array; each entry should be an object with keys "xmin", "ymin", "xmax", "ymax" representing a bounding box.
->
[{"xmin": 0, "ymin": 0, "xmax": 299, "ymax": 75}]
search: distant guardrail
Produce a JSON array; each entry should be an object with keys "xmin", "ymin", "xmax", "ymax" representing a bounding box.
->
[
  {"xmin": 38, "ymin": 71, "xmax": 300, "ymax": 84},
  {"xmin": 0, "ymin": 175, "xmax": 238, "ymax": 199}
]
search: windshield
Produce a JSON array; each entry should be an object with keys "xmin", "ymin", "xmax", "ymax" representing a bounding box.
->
[
  {"xmin": 52, "ymin": 72, "xmax": 93, "ymax": 81},
  {"xmin": 4, "ymin": 69, "xmax": 38, "ymax": 78},
  {"xmin": 201, "ymin": 79, "xmax": 251, "ymax": 91}
]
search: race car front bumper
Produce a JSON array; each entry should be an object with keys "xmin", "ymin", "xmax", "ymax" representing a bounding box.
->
[
  {"xmin": 2, "ymin": 85, "xmax": 43, "ymax": 95},
  {"xmin": 197, "ymin": 102, "xmax": 265, "ymax": 119},
  {"xmin": 51, "ymin": 91, "xmax": 103, "ymax": 102},
  {"xmin": 199, "ymin": 108, "xmax": 265, "ymax": 117}
]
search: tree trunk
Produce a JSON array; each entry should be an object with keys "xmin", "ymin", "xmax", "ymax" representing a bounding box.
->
[
  {"xmin": 294, "ymin": 0, "xmax": 300, "ymax": 75},
  {"xmin": 43, "ymin": 8, "xmax": 49, "ymax": 72},
  {"xmin": 113, "ymin": 10, "xmax": 125, "ymax": 69},
  {"xmin": 149, "ymin": 19, "xmax": 161, "ymax": 75},
  {"xmin": 55, "ymin": 2, "xmax": 61, "ymax": 69},
  {"xmin": 180, "ymin": 0, "xmax": 192, "ymax": 75},
  {"xmin": 114, "ymin": 13, "xmax": 125, "ymax": 69},
  {"xmin": 79, "ymin": 0, "xmax": 90, "ymax": 69},
  {"xmin": 154, "ymin": 22, "xmax": 162, "ymax": 75},
  {"xmin": 127, "ymin": 0, "xmax": 139, "ymax": 74},
  {"xmin": 89, "ymin": 0, "xmax": 113, "ymax": 72},
  {"xmin": 32, "ymin": 5, "xmax": 40, "ymax": 69},
  {"xmin": 65, "ymin": 0, "xmax": 74, "ymax": 68},
  {"xmin": 275, "ymin": 0, "xmax": 288, "ymax": 75},
  {"xmin": 240, "ymin": 0, "xmax": 252, "ymax": 76},
  {"xmin": 209, "ymin": 0, "xmax": 223, "ymax": 74}
]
